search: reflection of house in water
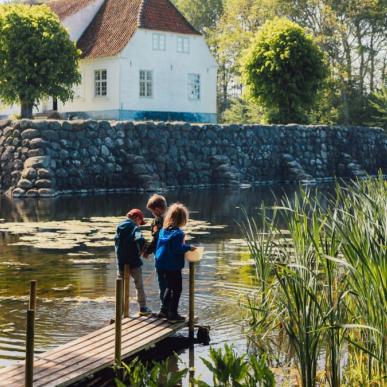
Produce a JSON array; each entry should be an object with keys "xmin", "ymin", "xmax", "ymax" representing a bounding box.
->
[{"xmin": 0, "ymin": 0, "xmax": 218, "ymax": 123}]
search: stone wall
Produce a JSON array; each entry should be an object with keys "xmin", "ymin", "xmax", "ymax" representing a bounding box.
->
[{"xmin": 0, "ymin": 119, "xmax": 386, "ymax": 198}]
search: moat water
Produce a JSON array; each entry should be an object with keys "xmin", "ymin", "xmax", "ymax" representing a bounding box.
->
[{"xmin": 0, "ymin": 185, "xmax": 333, "ymax": 384}]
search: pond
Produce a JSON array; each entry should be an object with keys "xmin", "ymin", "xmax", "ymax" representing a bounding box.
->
[{"xmin": 0, "ymin": 185, "xmax": 333, "ymax": 385}]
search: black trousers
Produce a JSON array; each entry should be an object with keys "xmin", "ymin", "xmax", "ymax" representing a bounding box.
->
[{"xmin": 159, "ymin": 269, "xmax": 182, "ymax": 316}]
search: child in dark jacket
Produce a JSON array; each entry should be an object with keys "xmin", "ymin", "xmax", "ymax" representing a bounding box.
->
[
  {"xmin": 155, "ymin": 203, "xmax": 196, "ymax": 322},
  {"xmin": 115, "ymin": 209, "xmax": 152, "ymax": 316},
  {"xmin": 144, "ymin": 194, "xmax": 168, "ymax": 304}
]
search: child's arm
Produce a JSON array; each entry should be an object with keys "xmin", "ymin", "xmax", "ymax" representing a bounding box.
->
[
  {"xmin": 171, "ymin": 232, "xmax": 194, "ymax": 255},
  {"xmin": 133, "ymin": 227, "xmax": 146, "ymax": 251}
]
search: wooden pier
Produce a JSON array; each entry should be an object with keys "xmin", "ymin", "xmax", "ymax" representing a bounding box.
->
[
  {"xmin": 0, "ymin": 315, "xmax": 186, "ymax": 387},
  {"xmin": 0, "ymin": 262, "xmax": 199, "ymax": 387}
]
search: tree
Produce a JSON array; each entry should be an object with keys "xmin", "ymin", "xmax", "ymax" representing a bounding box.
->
[
  {"xmin": 0, "ymin": 4, "xmax": 81, "ymax": 118},
  {"xmin": 172, "ymin": 0, "xmax": 224, "ymax": 34},
  {"xmin": 241, "ymin": 17, "xmax": 328, "ymax": 123},
  {"xmin": 207, "ymin": 0, "xmax": 283, "ymax": 117},
  {"xmin": 367, "ymin": 86, "xmax": 387, "ymax": 130}
]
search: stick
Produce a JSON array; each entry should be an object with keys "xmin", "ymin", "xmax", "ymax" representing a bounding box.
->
[
  {"xmin": 124, "ymin": 265, "xmax": 130, "ymax": 318},
  {"xmin": 25, "ymin": 309, "xmax": 35, "ymax": 387},
  {"xmin": 115, "ymin": 278, "xmax": 123, "ymax": 367},
  {"xmin": 189, "ymin": 262, "xmax": 195, "ymax": 340},
  {"xmin": 29, "ymin": 280, "xmax": 37, "ymax": 311}
]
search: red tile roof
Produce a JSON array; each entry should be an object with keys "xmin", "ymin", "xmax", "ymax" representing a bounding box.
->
[
  {"xmin": 48, "ymin": 0, "xmax": 201, "ymax": 59},
  {"xmin": 139, "ymin": 0, "xmax": 200, "ymax": 35}
]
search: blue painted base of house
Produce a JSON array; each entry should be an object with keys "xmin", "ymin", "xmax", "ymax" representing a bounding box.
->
[{"xmin": 65, "ymin": 110, "xmax": 217, "ymax": 123}]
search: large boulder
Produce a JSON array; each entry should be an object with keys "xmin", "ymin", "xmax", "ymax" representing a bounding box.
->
[{"xmin": 24, "ymin": 156, "xmax": 51, "ymax": 169}]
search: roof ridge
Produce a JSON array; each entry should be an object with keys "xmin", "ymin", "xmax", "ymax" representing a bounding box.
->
[{"xmin": 137, "ymin": 0, "xmax": 147, "ymax": 27}]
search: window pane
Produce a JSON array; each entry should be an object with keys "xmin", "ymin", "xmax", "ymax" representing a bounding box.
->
[
  {"xmin": 140, "ymin": 82, "xmax": 145, "ymax": 97},
  {"xmin": 188, "ymin": 73, "xmax": 200, "ymax": 100},
  {"xmin": 95, "ymin": 71, "xmax": 100, "ymax": 81},
  {"xmin": 160, "ymin": 35, "xmax": 165, "ymax": 50},
  {"xmin": 140, "ymin": 70, "xmax": 145, "ymax": 80},
  {"xmin": 146, "ymin": 82, "xmax": 152, "ymax": 97},
  {"xmin": 146, "ymin": 71, "xmax": 152, "ymax": 81},
  {"xmin": 101, "ymin": 70, "xmax": 107, "ymax": 80},
  {"xmin": 184, "ymin": 38, "xmax": 189, "ymax": 52},
  {"xmin": 153, "ymin": 34, "xmax": 158, "ymax": 49}
]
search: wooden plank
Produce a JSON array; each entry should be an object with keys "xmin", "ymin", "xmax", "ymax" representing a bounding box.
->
[
  {"xmin": 1, "ymin": 317, "xmax": 157, "ymax": 384},
  {"xmin": 33, "ymin": 319, "xmax": 171, "ymax": 386},
  {"xmin": 52, "ymin": 322, "xmax": 186, "ymax": 387},
  {"xmin": 0, "ymin": 317, "xmax": 186, "ymax": 387},
  {"xmin": 0, "ymin": 317, "xmax": 152, "ymax": 381},
  {"xmin": 36, "ymin": 320, "xmax": 184, "ymax": 387}
]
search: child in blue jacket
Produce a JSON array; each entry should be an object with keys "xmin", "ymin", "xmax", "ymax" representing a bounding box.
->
[{"xmin": 155, "ymin": 203, "xmax": 196, "ymax": 322}]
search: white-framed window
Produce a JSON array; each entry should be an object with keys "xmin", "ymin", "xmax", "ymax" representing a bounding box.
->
[
  {"xmin": 139, "ymin": 70, "xmax": 153, "ymax": 98},
  {"xmin": 152, "ymin": 33, "xmax": 166, "ymax": 51},
  {"xmin": 188, "ymin": 73, "xmax": 200, "ymax": 100},
  {"xmin": 94, "ymin": 69, "xmax": 107, "ymax": 97},
  {"xmin": 177, "ymin": 36, "xmax": 189, "ymax": 53}
]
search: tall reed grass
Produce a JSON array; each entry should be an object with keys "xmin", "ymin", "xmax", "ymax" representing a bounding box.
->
[{"xmin": 242, "ymin": 176, "xmax": 386, "ymax": 387}]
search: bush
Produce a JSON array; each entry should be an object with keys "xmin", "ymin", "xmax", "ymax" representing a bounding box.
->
[{"xmin": 241, "ymin": 17, "xmax": 328, "ymax": 124}]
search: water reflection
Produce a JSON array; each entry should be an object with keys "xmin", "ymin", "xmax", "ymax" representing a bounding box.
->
[{"xmin": 0, "ymin": 185, "xmax": 334, "ymax": 381}]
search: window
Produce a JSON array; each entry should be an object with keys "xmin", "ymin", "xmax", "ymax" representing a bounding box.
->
[
  {"xmin": 177, "ymin": 37, "xmax": 189, "ymax": 53},
  {"xmin": 188, "ymin": 73, "xmax": 200, "ymax": 100},
  {"xmin": 139, "ymin": 70, "xmax": 153, "ymax": 97},
  {"xmin": 94, "ymin": 69, "xmax": 107, "ymax": 97},
  {"xmin": 152, "ymin": 33, "xmax": 166, "ymax": 51}
]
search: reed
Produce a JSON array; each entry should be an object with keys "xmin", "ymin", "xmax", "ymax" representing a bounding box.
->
[{"xmin": 242, "ymin": 176, "xmax": 386, "ymax": 386}]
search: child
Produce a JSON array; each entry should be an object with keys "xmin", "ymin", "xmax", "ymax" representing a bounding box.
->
[
  {"xmin": 144, "ymin": 194, "xmax": 168, "ymax": 304},
  {"xmin": 114, "ymin": 208, "xmax": 152, "ymax": 316},
  {"xmin": 155, "ymin": 203, "xmax": 196, "ymax": 322}
]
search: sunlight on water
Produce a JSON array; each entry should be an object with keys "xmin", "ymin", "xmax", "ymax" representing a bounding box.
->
[{"xmin": 0, "ymin": 186, "xmax": 333, "ymax": 382}]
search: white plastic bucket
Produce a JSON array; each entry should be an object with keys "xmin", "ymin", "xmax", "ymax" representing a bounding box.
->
[{"xmin": 185, "ymin": 246, "xmax": 204, "ymax": 262}]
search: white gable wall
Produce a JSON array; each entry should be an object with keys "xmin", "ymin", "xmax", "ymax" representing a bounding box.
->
[
  {"xmin": 118, "ymin": 29, "xmax": 217, "ymax": 117},
  {"xmin": 61, "ymin": 0, "xmax": 105, "ymax": 42},
  {"xmin": 58, "ymin": 56, "xmax": 120, "ymax": 118}
]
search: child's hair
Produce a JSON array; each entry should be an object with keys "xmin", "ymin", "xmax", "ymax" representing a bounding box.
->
[
  {"xmin": 147, "ymin": 194, "xmax": 167, "ymax": 211},
  {"xmin": 163, "ymin": 203, "xmax": 189, "ymax": 229}
]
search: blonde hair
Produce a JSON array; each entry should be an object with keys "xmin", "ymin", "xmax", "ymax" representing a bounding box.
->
[
  {"xmin": 147, "ymin": 194, "xmax": 167, "ymax": 211},
  {"xmin": 163, "ymin": 203, "xmax": 189, "ymax": 229}
]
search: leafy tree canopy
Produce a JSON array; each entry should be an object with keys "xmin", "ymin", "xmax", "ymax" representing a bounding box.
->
[
  {"xmin": 0, "ymin": 4, "xmax": 81, "ymax": 118},
  {"xmin": 241, "ymin": 17, "xmax": 328, "ymax": 123},
  {"xmin": 368, "ymin": 85, "xmax": 387, "ymax": 130},
  {"xmin": 173, "ymin": 0, "xmax": 224, "ymax": 34}
]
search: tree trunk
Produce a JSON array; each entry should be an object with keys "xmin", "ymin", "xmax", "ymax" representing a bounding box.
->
[
  {"xmin": 369, "ymin": 32, "xmax": 375, "ymax": 92},
  {"xmin": 20, "ymin": 100, "xmax": 33, "ymax": 119}
]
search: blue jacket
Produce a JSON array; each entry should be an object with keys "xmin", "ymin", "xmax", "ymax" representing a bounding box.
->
[
  {"xmin": 155, "ymin": 228, "xmax": 191, "ymax": 270},
  {"xmin": 115, "ymin": 219, "xmax": 145, "ymax": 269}
]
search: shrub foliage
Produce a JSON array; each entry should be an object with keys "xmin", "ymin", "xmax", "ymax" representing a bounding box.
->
[{"xmin": 241, "ymin": 17, "xmax": 328, "ymax": 124}]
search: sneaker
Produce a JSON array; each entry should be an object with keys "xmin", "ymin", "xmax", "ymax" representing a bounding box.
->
[
  {"xmin": 139, "ymin": 306, "xmax": 152, "ymax": 316},
  {"xmin": 167, "ymin": 314, "xmax": 186, "ymax": 323},
  {"xmin": 156, "ymin": 310, "xmax": 167, "ymax": 319}
]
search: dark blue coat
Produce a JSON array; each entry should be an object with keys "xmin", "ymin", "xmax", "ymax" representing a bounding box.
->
[
  {"xmin": 155, "ymin": 228, "xmax": 191, "ymax": 270},
  {"xmin": 114, "ymin": 219, "xmax": 145, "ymax": 270}
]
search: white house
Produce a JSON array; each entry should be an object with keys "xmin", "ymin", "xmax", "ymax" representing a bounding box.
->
[{"xmin": 0, "ymin": 0, "xmax": 218, "ymax": 123}]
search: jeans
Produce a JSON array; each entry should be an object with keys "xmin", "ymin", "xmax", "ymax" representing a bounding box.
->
[
  {"xmin": 118, "ymin": 266, "xmax": 147, "ymax": 308},
  {"xmin": 156, "ymin": 268, "xmax": 167, "ymax": 303},
  {"xmin": 159, "ymin": 269, "xmax": 182, "ymax": 317}
]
